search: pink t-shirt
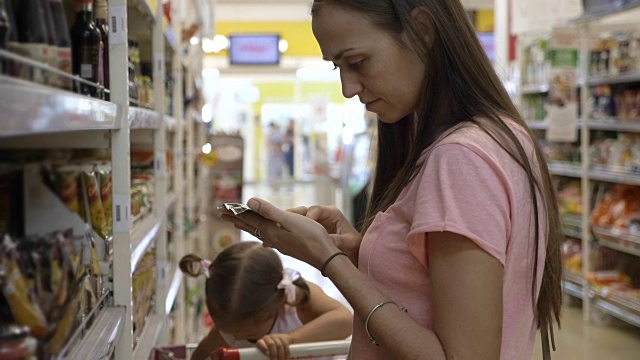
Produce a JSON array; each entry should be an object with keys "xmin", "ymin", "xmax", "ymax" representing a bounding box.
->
[{"xmin": 350, "ymin": 121, "xmax": 547, "ymax": 359}]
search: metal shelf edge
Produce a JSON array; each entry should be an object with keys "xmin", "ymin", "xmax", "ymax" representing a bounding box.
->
[
  {"xmin": 589, "ymin": 169, "xmax": 640, "ymax": 186},
  {"xmin": 573, "ymin": 2, "xmax": 640, "ymax": 24},
  {"xmin": 165, "ymin": 267, "xmax": 183, "ymax": 315},
  {"xmin": 586, "ymin": 72, "xmax": 640, "ymax": 86},
  {"xmin": 587, "ymin": 119, "xmax": 640, "ymax": 133},
  {"xmin": 131, "ymin": 216, "xmax": 162, "ymax": 274},
  {"xmin": 597, "ymin": 238, "xmax": 640, "ymax": 257},
  {"xmin": 130, "ymin": 107, "xmax": 161, "ymax": 130},
  {"xmin": 562, "ymin": 281, "xmax": 584, "ymax": 299},
  {"xmin": 133, "ymin": 314, "xmax": 164, "ymax": 360},
  {"xmin": 67, "ymin": 307, "xmax": 126, "ymax": 358},
  {"xmin": 548, "ymin": 162, "xmax": 583, "ymax": 178},
  {"xmin": 0, "ymin": 75, "xmax": 118, "ymax": 137},
  {"xmin": 592, "ymin": 297, "xmax": 640, "ymax": 328},
  {"xmin": 521, "ymin": 84, "xmax": 549, "ymax": 95},
  {"xmin": 130, "ymin": 0, "xmax": 155, "ymax": 23}
]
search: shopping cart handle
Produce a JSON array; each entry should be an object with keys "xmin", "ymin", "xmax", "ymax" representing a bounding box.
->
[{"xmin": 210, "ymin": 340, "xmax": 351, "ymax": 360}]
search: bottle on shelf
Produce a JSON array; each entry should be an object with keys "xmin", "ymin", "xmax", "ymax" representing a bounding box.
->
[
  {"xmin": 14, "ymin": 0, "xmax": 50, "ymax": 84},
  {"xmin": 48, "ymin": 0, "xmax": 72, "ymax": 90},
  {"xmin": 94, "ymin": 0, "xmax": 109, "ymax": 99},
  {"xmin": 39, "ymin": 0, "xmax": 58, "ymax": 86},
  {"xmin": 128, "ymin": 39, "xmax": 138, "ymax": 105},
  {"xmin": 70, "ymin": 0, "xmax": 102, "ymax": 97},
  {"xmin": 0, "ymin": 0, "xmax": 9, "ymax": 74}
]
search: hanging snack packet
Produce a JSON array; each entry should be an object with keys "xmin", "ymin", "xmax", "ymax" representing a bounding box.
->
[
  {"xmin": 99, "ymin": 171, "xmax": 113, "ymax": 237},
  {"xmin": 56, "ymin": 171, "xmax": 82, "ymax": 218},
  {"xmin": 82, "ymin": 172, "xmax": 108, "ymax": 238},
  {"xmin": 0, "ymin": 237, "xmax": 48, "ymax": 339}
]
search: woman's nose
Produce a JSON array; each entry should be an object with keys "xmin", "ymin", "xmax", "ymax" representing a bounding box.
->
[{"xmin": 340, "ymin": 71, "xmax": 363, "ymax": 99}]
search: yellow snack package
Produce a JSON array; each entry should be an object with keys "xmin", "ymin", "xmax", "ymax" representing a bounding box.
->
[{"xmin": 82, "ymin": 172, "xmax": 107, "ymax": 238}]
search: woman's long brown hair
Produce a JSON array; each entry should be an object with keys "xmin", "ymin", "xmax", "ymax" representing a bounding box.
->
[{"xmin": 313, "ymin": 0, "xmax": 562, "ymax": 338}]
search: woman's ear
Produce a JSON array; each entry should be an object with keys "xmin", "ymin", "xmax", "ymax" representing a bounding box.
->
[{"xmin": 410, "ymin": 6, "xmax": 436, "ymax": 50}]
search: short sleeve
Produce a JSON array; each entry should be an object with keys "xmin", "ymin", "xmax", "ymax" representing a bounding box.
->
[{"xmin": 407, "ymin": 143, "xmax": 512, "ymax": 267}]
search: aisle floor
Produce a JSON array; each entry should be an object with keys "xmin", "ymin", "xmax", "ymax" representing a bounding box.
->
[{"xmin": 242, "ymin": 181, "xmax": 640, "ymax": 359}]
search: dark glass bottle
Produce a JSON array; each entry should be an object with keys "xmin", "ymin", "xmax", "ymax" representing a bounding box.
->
[
  {"xmin": 0, "ymin": 0, "xmax": 8, "ymax": 50},
  {"xmin": 70, "ymin": 0, "xmax": 102, "ymax": 97},
  {"xmin": 94, "ymin": 0, "xmax": 109, "ymax": 99},
  {"xmin": 48, "ymin": 0, "xmax": 72, "ymax": 90},
  {"xmin": 39, "ymin": 0, "xmax": 58, "ymax": 86},
  {"xmin": 14, "ymin": 0, "xmax": 50, "ymax": 83},
  {"xmin": 0, "ymin": 0, "xmax": 10, "ymax": 74}
]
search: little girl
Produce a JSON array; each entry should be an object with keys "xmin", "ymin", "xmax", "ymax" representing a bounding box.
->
[{"xmin": 179, "ymin": 241, "xmax": 352, "ymax": 360}]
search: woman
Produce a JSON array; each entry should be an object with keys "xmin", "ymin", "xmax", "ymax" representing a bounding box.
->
[{"xmin": 221, "ymin": 1, "xmax": 562, "ymax": 359}]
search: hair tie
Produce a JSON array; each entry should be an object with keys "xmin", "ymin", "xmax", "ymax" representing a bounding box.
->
[
  {"xmin": 277, "ymin": 268, "xmax": 301, "ymax": 303},
  {"xmin": 200, "ymin": 259, "xmax": 212, "ymax": 278}
]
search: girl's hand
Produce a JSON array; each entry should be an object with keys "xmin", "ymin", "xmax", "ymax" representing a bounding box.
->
[
  {"xmin": 256, "ymin": 333, "xmax": 293, "ymax": 360},
  {"xmin": 288, "ymin": 205, "xmax": 362, "ymax": 266},
  {"xmin": 220, "ymin": 198, "xmax": 339, "ymax": 269}
]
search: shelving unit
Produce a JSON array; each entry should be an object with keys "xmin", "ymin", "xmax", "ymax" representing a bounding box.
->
[
  {"xmin": 518, "ymin": 4, "xmax": 640, "ymax": 329},
  {"xmin": 0, "ymin": 0, "xmax": 210, "ymax": 358}
]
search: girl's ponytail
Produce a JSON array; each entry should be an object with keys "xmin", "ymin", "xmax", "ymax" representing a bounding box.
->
[{"xmin": 179, "ymin": 253, "xmax": 211, "ymax": 278}]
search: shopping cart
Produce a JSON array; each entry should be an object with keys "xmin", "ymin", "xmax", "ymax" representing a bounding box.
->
[{"xmin": 153, "ymin": 340, "xmax": 350, "ymax": 360}]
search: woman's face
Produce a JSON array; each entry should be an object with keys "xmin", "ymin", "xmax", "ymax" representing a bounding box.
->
[{"xmin": 312, "ymin": 4, "xmax": 426, "ymax": 123}]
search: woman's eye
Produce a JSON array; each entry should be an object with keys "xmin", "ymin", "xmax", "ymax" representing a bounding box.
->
[{"xmin": 349, "ymin": 60, "xmax": 364, "ymax": 70}]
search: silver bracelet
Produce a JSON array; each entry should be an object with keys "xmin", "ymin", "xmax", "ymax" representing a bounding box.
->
[{"xmin": 364, "ymin": 301, "xmax": 407, "ymax": 347}]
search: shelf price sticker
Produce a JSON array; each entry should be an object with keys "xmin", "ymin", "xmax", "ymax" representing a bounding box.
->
[
  {"xmin": 155, "ymin": 154, "xmax": 167, "ymax": 179},
  {"xmin": 109, "ymin": 5, "xmax": 127, "ymax": 45},
  {"xmin": 113, "ymin": 193, "xmax": 131, "ymax": 234}
]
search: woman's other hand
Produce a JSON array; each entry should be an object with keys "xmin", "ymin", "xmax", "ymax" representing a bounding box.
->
[
  {"xmin": 220, "ymin": 198, "xmax": 339, "ymax": 269},
  {"xmin": 288, "ymin": 205, "xmax": 362, "ymax": 266}
]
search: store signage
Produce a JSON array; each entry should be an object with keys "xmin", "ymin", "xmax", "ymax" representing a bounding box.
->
[
  {"xmin": 229, "ymin": 34, "xmax": 280, "ymax": 65},
  {"xmin": 547, "ymin": 27, "xmax": 579, "ymax": 142}
]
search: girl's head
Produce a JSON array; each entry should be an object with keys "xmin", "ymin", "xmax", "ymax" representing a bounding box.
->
[
  {"xmin": 312, "ymin": 0, "xmax": 562, "ymax": 335},
  {"xmin": 180, "ymin": 241, "xmax": 310, "ymax": 341}
]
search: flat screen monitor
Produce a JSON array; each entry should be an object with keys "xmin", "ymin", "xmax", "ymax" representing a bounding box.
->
[
  {"xmin": 477, "ymin": 32, "xmax": 495, "ymax": 62},
  {"xmin": 229, "ymin": 34, "xmax": 280, "ymax": 65}
]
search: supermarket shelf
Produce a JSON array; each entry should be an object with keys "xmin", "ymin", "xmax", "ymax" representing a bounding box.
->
[
  {"xmin": 589, "ymin": 167, "xmax": 640, "ymax": 186},
  {"xmin": 166, "ymin": 266, "xmax": 184, "ymax": 315},
  {"xmin": 592, "ymin": 296, "xmax": 640, "ymax": 328},
  {"xmin": 521, "ymin": 84, "xmax": 549, "ymax": 95},
  {"xmin": 586, "ymin": 72, "xmax": 640, "ymax": 86},
  {"xmin": 131, "ymin": 216, "xmax": 162, "ymax": 274},
  {"xmin": 548, "ymin": 162, "xmax": 582, "ymax": 178},
  {"xmin": 592, "ymin": 226, "xmax": 640, "ymax": 257},
  {"xmin": 562, "ymin": 214, "xmax": 583, "ymax": 228},
  {"xmin": 0, "ymin": 75, "xmax": 117, "ymax": 137},
  {"xmin": 130, "ymin": 107, "xmax": 161, "ymax": 129},
  {"xmin": 587, "ymin": 119, "xmax": 640, "ymax": 133},
  {"xmin": 133, "ymin": 314, "xmax": 164, "ymax": 360},
  {"xmin": 67, "ymin": 307, "xmax": 126, "ymax": 359}
]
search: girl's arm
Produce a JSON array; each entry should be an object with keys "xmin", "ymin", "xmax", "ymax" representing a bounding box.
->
[
  {"xmin": 288, "ymin": 282, "xmax": 353, "ymax": 343},
  {"xmin": 190, "ymin": 326, "xmax": 229, "ymax": 360}
]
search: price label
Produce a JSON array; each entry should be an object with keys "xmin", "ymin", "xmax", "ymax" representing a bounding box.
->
[
  {"xmin": 155, "ymin": 154, "xmax": 167, "ymax": 179},
  {"xmin": 109, "ymin": 5, "xmax": 126, "ymax": 45},
  {"xmin": 113, "ymin": 193, "xmax": 131, "ymax": 234}
]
